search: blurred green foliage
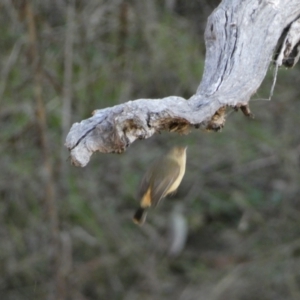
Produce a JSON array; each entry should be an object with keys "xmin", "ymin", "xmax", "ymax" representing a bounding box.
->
[{"xmin": 1, "ymin": 0, "xmax": 300, "ymax": 299}]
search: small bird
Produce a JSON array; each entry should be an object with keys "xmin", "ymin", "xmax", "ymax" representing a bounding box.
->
[{"xmin": 133, "ymin": 146, "xmax": 187, "ymax": 225}]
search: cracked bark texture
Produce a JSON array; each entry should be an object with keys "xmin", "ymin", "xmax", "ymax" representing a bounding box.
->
[{"xmin": 65, "ymin": 0, "xmax": 300, "ymax": 167}]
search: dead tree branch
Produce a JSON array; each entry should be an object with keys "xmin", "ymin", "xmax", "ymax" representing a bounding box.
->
[{"xmin": 65, "ymin": 0, "xmax": 300, "ymax": 167}]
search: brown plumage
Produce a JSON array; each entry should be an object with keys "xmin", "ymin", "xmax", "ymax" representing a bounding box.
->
[{"xmin": 133, "ymin": 146, "xmax": 187, "ymax": 225}]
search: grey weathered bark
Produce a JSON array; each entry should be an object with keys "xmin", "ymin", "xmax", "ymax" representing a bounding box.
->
[{"xmin": 65, "ymin": 0, "xmax": 300, "ymax": 167}]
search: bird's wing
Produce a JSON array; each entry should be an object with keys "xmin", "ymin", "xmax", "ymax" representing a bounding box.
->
[
  {"xmin": 150, "ymin": 159, "xmax": 180, "ymax": 207},
  {"xmin": 137, "ymin": 165, "xmax": 153, "ymax": 200}
]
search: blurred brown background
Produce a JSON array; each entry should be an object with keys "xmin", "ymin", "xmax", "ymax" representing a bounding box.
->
[{"xmin": 1, "ymin": 0, "xmax": 300, "ymax": 299}]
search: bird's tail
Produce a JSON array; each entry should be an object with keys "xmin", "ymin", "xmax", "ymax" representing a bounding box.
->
[{"xmin": 133, "ymin": 207, "xmax": 147, "ymax": 225}]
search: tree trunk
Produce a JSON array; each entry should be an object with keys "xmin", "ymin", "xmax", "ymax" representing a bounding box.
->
[{"xmin": 65, "ymin": 0, "xmax": 300, "ymax": 167}]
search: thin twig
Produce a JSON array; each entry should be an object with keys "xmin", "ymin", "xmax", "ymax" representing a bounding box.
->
[
  {"xmin": 61, "ymin": 0, "xmax": 75, "ymax": 174},
  {"xmin": 24, "ymin": 1, "xmax": 60, "ymax": 299}
]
